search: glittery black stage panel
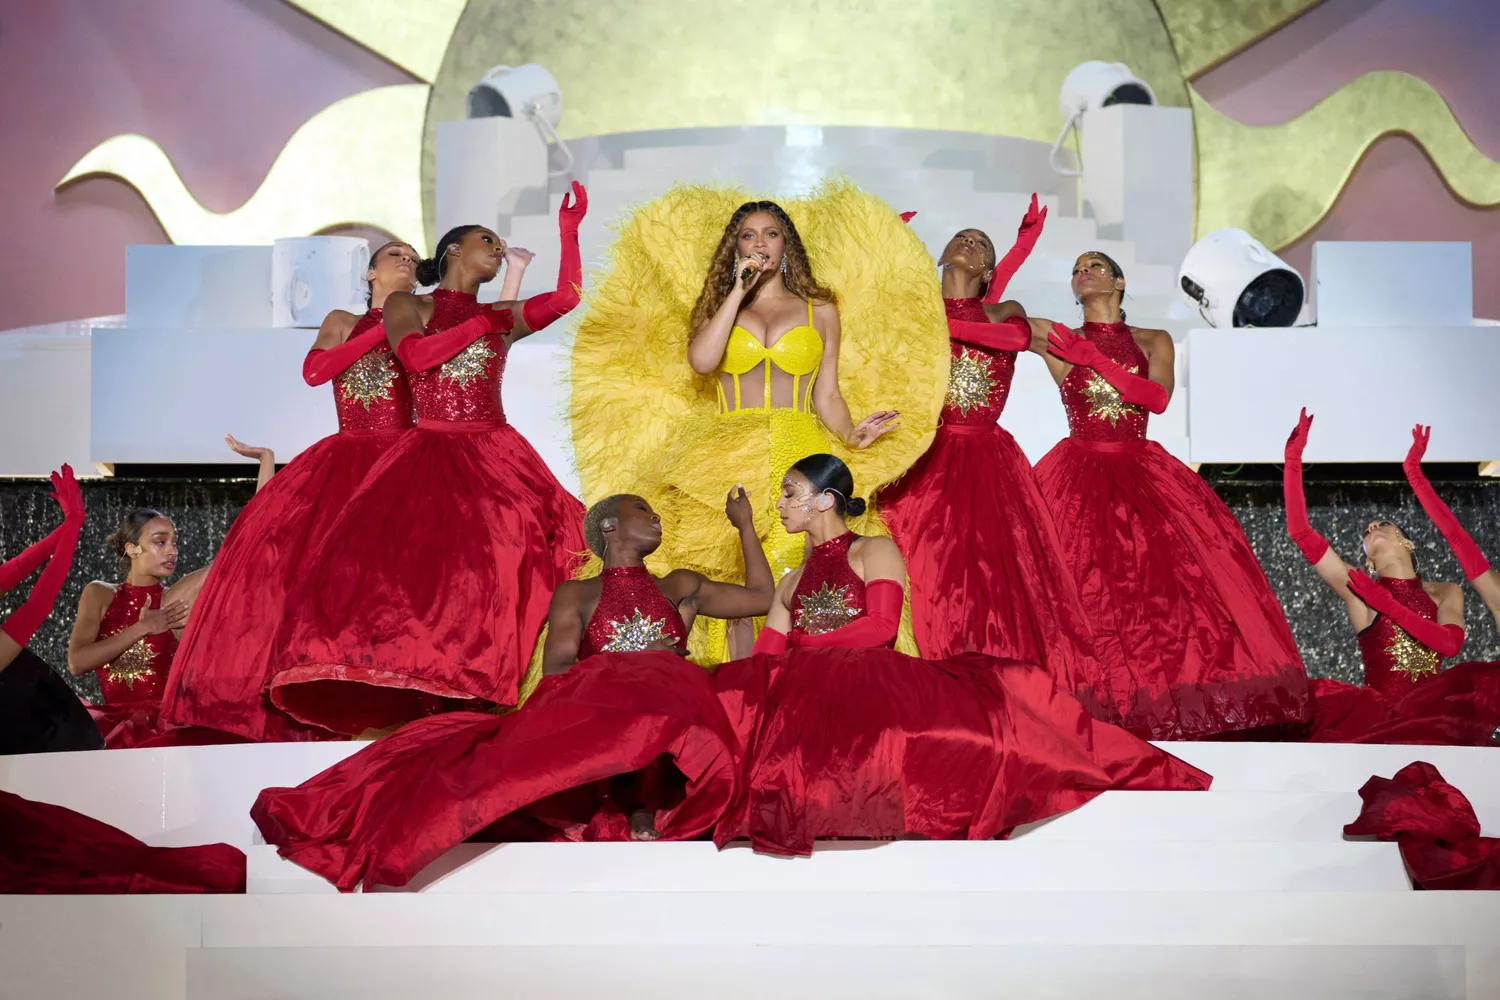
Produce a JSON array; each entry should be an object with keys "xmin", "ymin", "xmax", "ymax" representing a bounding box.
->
[
  {"xmin": 0, "ymin": 477, "xmax": 255, "ymax": 702},
  {"xmin": 2, "ymin": 472, "xmax": 1497, "ymax": 700}
]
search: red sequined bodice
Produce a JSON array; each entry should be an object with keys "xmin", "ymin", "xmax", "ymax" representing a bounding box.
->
[
  {"xmin": 96, "ymin": 582, "xmax": 174, "ymax": 706},
  {"xmin": 332, "ymin": 308, "xmax": 415, "ymax": 432},
  {"xmin": 579, "ymin": 566, "xmax": 688, "ymax": 660},
  {"xmin": 790, "ymin": 532, "xmax": 870, "ymax": 641},
  {"xmin": 1357, "ymin": 576, "xmax": 1445, "ymax": 697},
  {"xmin": 942, "ymin": 298, "xmax": 1015, "ymax": 426},
  {"xmin": 406, "ymin": 290, "xmax": 509, "ymax": 423},
  {"xmin": 1059, "ymin": 321, "xmax": 1149, "ymax": 442}
]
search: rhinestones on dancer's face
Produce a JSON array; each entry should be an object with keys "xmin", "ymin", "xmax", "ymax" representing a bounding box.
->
[{"xmin": 777, "ymin": 472, "xmax": 821, "ymax": 533}]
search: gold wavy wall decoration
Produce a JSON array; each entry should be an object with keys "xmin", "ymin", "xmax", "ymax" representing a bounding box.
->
[
  {"xmin": 1152, "ymin": 0, "xmax": 1327, "ymax": 78},
  {"xmin": 55, "ymin": 85, "xmax": 431, "ymax": 253},
  {"xmin": 281, "ymin": 0, "xmax": 465, "ymax": 83},
  {"xmin": 1191, "ymin": 70, "xmax": 1500, "ymax": 250}
]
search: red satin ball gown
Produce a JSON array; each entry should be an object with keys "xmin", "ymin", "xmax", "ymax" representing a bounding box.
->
[
  {"xmin": 253, "ymin": 565, "xmax": 739, "ymax": 891},
  {"xmin": 1309, "ymin": 576, "xmax": 1500, "ymax": 745},
  {"xmin": 711, "ymin": 531, "xmax": 1212, "ymax": 857},
  {"xmin": 0, "ymin": 790, "xmax": 245, "ymax": 894},
  {"xmin": 270, "ymin": 289, "xmax": 584, "ymax": 735},
  {"xmin": 1345, "ymin": 761, "xmax": 1500, "ymax": 890},
  {"xmin": 162, "ymin": 308, "xmax": 413, "ymax": 742},
  {"xmin": 1032, "ymin": 321, "xmax": 1309, "ymax": 740},
  {"xmin": 880, "ymin": 298, "xmax": 1106, "ymax": 697},
  {"xmin": 86, "ymin": 582, "xmax": 244, "ymax": 749}
]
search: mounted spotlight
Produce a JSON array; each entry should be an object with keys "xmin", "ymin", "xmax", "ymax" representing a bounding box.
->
[
  {"xmin": 466, "ymin": 63, "xmax": 573, "ymax": 176},
  {"xmin": 1178, "ymin": 228, "xmax": 1306, "ymax": 328},
  {"xmin": 1050, "ymin": 61, "xmax": 1157, "ymax": 175},
  {"xmin": 271, "ymin": 237, "xmax": 370, "ymax": 328}
]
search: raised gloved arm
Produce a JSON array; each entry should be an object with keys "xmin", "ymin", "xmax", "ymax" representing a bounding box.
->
[
  {"xmin": 982, "ymin": 194, "xmax": 1046, "ymax": 304},
  {"xmin": 2, "ymin": 467, "xmax": 84, "ymax": 647},
  {"xmin": 1404, "ymin": 424, "xmax": 1491, "ymax": 581},
  {"xmin": 1283, "ymin": 408, "xmax": 1330, "ymax": 564},
  {"xmin": 516, "ymin": 181, "xmax": 587, "ymax": 337}
]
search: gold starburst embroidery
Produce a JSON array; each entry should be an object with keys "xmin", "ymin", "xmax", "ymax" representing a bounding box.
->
[
  {"xmin": 105, "ymin": 639, "xmax": 157, "ymax": 688},
  {"xmin": 795, "ymin": 582, "xmax": 862, "ymax": 635},
  {"xmin": 603, "ymin": 608, "xmax": 672, "ymax": 653},
  {"xmin": 337, "ymin": 350, "xmax": 397, "ymax": 409},
  {"xmin": 1083, "ymin": 364, "xmax": 1144, "ymax": 426},
  {"xmin": 1386, "ymin": 626, "xmax": 1441, "ymax": 681},
  {"xmin": 946, "ymin": 346, "xmax": 997, "ymax": 415},
  {"xmin": 439, "ymin": 337, "xmax": 495, "ymax": 388}
]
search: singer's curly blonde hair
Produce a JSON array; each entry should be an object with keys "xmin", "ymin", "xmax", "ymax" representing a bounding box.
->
[{"xmin": 688, "ymin": 201, "xmax": 835, "ymax": 334}]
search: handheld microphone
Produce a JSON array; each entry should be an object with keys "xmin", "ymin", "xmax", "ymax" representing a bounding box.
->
[{"xmin": 740, "ymin": 263, "xmax": 756, "ymax": 283}]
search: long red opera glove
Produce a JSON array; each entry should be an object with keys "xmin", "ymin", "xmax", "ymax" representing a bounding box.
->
[
  {"xmin": 2, "ymin": 467, "xmax": 84, "ymax": 647},
  {"xmin": 1346, "ymin": 570, "xmax": 1466, "ymax": 658},
  {"xmin": 983, "ymin": 194, "xmax": 1047, "ymax": 304},
  {"xmin": 0, "ymin": 531, "xmax": 61, "ymax": 594},
  {"xmin": 1282, "ymin": 408, "xmax": 1330, "ymax": 564},
  {"xmin": 520, "ymin": 181, "xmax": 587, "ymax": 333},
  {"xmin": 1404, "ymin": 424, "xmax": 1491, "ymax": 581},
  {"xmin": 395, "ymin": 310, "xmax": 512, "ymax": 372},
  {"xmin": 301, "ymin": 322, "xmax": 389, "ymax": 386},
  {"xmin": 949, "ymin": 316, "xmax": 1030, "ymax": 353},
  {"xmin": 1046, "ymin": 323, "xmax": 1169, "ymax": 414},
  {"xmin": 752, "ymin": 626, "xmax": 788, "ymax": 655},
  {"xmin": 790, "ymin": 580, "xmax": 903, "ymax": 649}
]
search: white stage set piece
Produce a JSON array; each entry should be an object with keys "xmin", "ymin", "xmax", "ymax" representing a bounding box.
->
[
  {"xmin": 3, "ymin": 739, "xmax": 1500, "ymax": 998},
  {"xmin": 1, "ymin": 109, "xmax": 1496, "ymax": 477}
]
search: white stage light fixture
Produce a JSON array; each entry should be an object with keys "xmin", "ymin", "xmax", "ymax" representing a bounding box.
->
[
  {"xmin": 1178, "ymin": 228, "xmax": 1306, "ymax": 328},
  {"xmin": 271, "ymin": 237, "xmax": 370, "ymax": 329},
  {"xmin": 466, "ymin": 63, "xmax": 573, "ymax": 176},
  {"xmin": 1050, "ymin": 61, "xmax": 1157, "ymax": 175}
]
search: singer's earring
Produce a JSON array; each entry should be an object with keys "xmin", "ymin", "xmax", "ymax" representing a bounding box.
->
[{"xmin": 779, "ymin": 254, "xmax": 788, "ymax": 275}]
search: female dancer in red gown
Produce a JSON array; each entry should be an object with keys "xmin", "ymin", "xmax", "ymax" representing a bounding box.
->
[
  {"xmin": 0, "ymin": 466, "xmax": 102, "ymax": 753},
  {"xmin": 162, "ymin": 240, "xmax": 449, "ymax": 742},
  {"xmin": 1284, "ymin": 413, "xmax": 1500, "ymax": 744},
  {"xmin": 719, "ymin": 454, "xmax": 1211, "ymax": 857},
  {"xmin": 1023, "ymin": 253, "xmax": 1309, "ymax": 740},
  {"xmin": 880, "ymin": 202, "xmax": 1106, "ymax": 712},
  {"xmin": 65, "ymin": 509, "xmax": 229, "ymax": 748},
  {"xmin": 270, "ymin": 186, "xmax": 590, "ymax": 735},
  {"xmin": 254, "ymin": 488, "xmax": 775, "ymax": 891}
]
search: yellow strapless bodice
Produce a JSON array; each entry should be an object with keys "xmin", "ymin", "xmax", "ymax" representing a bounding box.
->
[{"xmin": 718, "ymin": 300, "xmax": 822, "ymax": 412}]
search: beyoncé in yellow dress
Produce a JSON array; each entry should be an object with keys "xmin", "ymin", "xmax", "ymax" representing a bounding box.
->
[{"xmin": 570, "ymin": 181, "xmax": 947, "ymax": 663}]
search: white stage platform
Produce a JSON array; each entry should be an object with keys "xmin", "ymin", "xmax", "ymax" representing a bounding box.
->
[{"xmin": 3, "ymin": 740, "xmax": 1500, "ymax": 998}]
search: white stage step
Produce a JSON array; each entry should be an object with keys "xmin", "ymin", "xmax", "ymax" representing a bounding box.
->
[
  {"xmin": 245, "ymin": 838, "xmax": 1410, "ymax": 896},
  {"xmin": 184, "ymin": 943, "xmax": 1468, "ymax": 1000},
  {"xmin": 4, "ymin": 891, "xmax": 1499, "ymax": 1000},
  {"xmin": 4, "ymin": 742, "xmax": 1496, "ymax": 853}
]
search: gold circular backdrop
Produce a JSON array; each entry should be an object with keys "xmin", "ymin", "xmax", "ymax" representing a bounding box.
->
[{"xmin": 420, "ymin": 0, "xmax": 1187, "ymax": 229}]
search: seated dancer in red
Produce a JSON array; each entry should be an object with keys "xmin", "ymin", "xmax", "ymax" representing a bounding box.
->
[
  {"xmin": 271, "ymin": 183, "xmax": 589, "ymax": 736},
  {"xmin": 253, "ymin": 488, "xmax": 775, "ymax": 891},
  {"xmin": 1, "ymin": 790, "xmax": 245, "ymax": 894},
  {"xmin": 1022, "ymin": 253, "xmax": 1308, "ymax": 740},
  {"xmin": 716, "ymin": 454, "xmax": 1212, "ymax": 858},
  {"xmin": 0, "ymin": 466, "xmax": 102, "ymax": 753},
  {"xmin": 1284, "ymin": 413, "xmax": 1500, "ymax": 745},
  {"xmin": 880, "ymin": 200, "xmax": 1105, "ymax": 706},
  {"xmin": 162, "ymin": 240, "xmax": 462, "ymax": 742},
  {"xmin": 66, "ymin": 509, "xmax": 233, "ymax": 749}
]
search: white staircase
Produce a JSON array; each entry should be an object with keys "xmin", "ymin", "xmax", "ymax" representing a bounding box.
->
[{"xmin": 3, "ymin": 740, "xmax": 1499, "ymax": 998}]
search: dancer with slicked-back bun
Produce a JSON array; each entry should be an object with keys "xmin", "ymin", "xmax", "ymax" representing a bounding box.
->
[
  {"xmin": 714, "ymin": 454, "xmax": 1211, "ymax": 857},
  {"xmin": 162, "ymin": 239, "xmax": 481, "ymax": 743},
  {"xmin": 1023, "ymin": 252, "xmax": 1309, "ymax": 741},
  {"xmin": 269, "ymin": 187, "xmax": 589, "ymax": 737},
  {"xmin": 880, "ymin": 202, "xmax": 1106, "ymax": 712},
  {"xmin": 1285, "ymin": 414, "xmax": 1500, "ymax": 744}
]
